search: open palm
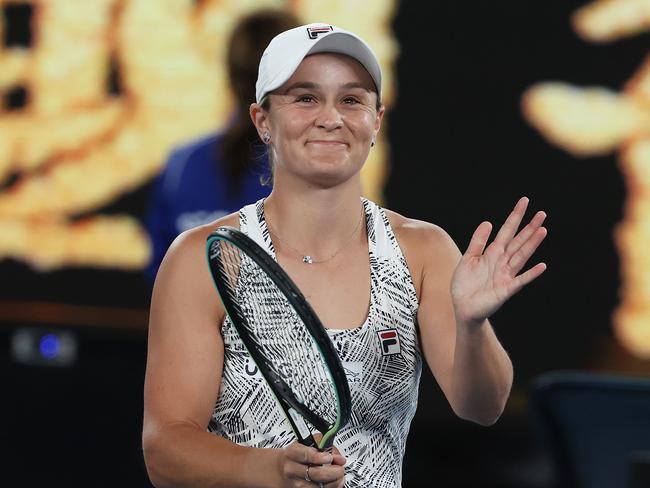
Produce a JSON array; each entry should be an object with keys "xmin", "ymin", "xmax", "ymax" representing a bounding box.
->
[{"xmin": 451, "ymin": 197, "xmax": 548, "ymax": 326}]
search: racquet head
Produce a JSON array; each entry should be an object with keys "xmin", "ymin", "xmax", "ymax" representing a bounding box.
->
[{"xmin": 206, "ymin": 226, "xmax": 351, "ymax": 450}]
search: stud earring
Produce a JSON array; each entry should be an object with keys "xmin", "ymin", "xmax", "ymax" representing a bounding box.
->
[
  {"xmin": 263, "ymin": 132, "xmax": 271, "ymax": 144},
  {"xmin": 371, "ymin": 137, "xmax": 376, "ymax": 147}
]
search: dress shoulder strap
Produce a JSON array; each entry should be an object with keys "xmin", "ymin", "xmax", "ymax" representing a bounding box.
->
[
  {"xmin": 239, "ymin": 199, "xmax": 270, "ymax": 251},
  {"xmin": 363, "ymin": 198, "xmax": 419, "ymax": 315}
]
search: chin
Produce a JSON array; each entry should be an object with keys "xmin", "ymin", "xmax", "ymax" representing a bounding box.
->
[{"xmin": 305, "ymin": 163, "xmax": 363, "ymax": 188}]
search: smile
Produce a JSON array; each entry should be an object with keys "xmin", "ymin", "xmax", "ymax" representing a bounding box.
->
[{"xmin": 306, "ymin": 140, "xmax": 348, "ymax": 147}]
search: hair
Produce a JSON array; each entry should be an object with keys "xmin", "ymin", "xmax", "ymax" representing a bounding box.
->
[{"xmin": 219, "ymin": 9, "xmax": 300, "ymax": 192}]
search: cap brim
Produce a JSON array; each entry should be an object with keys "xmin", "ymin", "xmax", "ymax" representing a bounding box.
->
[
  {"xmin": 306, "ymin": 33, "xmax": 382, "ymax": 96},
  {"xmin": 256, "ymin": 30, "xmax": 382, "ymax": 103}
]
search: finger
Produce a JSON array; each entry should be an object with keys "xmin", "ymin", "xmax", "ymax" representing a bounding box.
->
[
  {"xmin": 288, "ymin": 445, "xmax": 333, "ymax": 466},
  {"xmin": 285, "ymin": 442, "xmax": 322, "ymax": 465},
  {"xmin": 314, "ymin": 450, "xmax": 334, "ymax": 466},
  {"xmin": 287, "ymin": 462, "xmax": 345, "ymax": 486},
  {"xmin": 311, "ymin": 481, "xmax": 345, "ymax": 488},
  {"xmin": 326, "ymin": 444, "xmax": 346, "ymax": 466},
  {"xmin": 510, "ymin": 262, "xmax": 547, "ymax": 295},
  {"xmin": 331, "ymin": 454, "xmax": 346, "ymax": 466},
  {"xmin": 464, "ymin": 221, "xmax": 493, "ymax": 257},
  {"xmin": 322, "ymin": 479, "xmax": 347, "ymax": 488},
  {"xmin": 302, "ymin": 463, "xmax": 346, "ymax": 485},
  {"xmin": 508, "ymin": 227, "xmax": 547, "ymax": 275},
  {"xmin": 492, "ymin": 197, "xmax": 529, "ymax": 247},
  {"xmin": 309, "ymin": 432, "xmax": 338, "ymax": 464},
  {"xmin": 505, "ymin": 210, "xmax": 546, "ymax": 259}
]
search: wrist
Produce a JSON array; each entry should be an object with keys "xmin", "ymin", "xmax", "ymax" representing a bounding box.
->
[
  {"xmin": 453, "ymin": 308, "xmax": 488, "ymax": 331},
  {"xmin": 241, "ymin": 446, "xmax": 284, "ymax": 488}
]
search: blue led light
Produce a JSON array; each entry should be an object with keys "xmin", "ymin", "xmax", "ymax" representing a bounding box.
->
[{"xmin": 39, "ymin": 333, "xmax": 60, "ymax": 359}]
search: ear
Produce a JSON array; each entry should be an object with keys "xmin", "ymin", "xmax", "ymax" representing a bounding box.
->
[
  {"xmin": 250, "ymin": 102, "xmax": 270, "ymax": 142},
  {"xmin": 373, "ymin": 104, "xmax": 386, "ymax": 141}
]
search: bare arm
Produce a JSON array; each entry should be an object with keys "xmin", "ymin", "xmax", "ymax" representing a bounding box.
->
[
  {"xmin": 143, "ymin": 216, "xmax": 276, "ymax": 487},
  {"xmin": 415, "ymin": 228, "xmax": 514, "ymax": 426},
  {"xmin": 142, "ymin": 216, "xmax": 344, "ymax": 488},
  {"xmin": 392, "ymin": 198, "xmax": 546, "ymax": 426}
]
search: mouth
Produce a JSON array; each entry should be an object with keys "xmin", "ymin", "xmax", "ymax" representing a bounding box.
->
[{"xmin": 306, "ymin": 140, "xmax": 348, "ymax": 148}]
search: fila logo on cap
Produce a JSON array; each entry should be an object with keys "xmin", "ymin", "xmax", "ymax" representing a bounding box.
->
[
  {"xmin": 307, "ymin": 25, "xmax": 333, "ymax": 39},
  {"xmin": 377, "ymin": 328, "xmax": 401, "ymax": 356}
]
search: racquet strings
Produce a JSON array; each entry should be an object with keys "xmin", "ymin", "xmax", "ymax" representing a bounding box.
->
[{"xmin": 213, "ymin": 238, "xmax": 339, "ymax": 432}]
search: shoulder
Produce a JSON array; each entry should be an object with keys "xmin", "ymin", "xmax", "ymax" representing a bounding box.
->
[
  {"xmin": 172, "ymin": 133, "xmax": 222, "ymax": 171},
  {"xmin": 155, "ymin": 133, "xmax": 221, "ymax": 194},
  {"xmin": 175, "ymin": 132, "xmax": 221, "ymax": 157},
  {"xmin": 383, "ymin": 208, "xmax": 460, "ymax": 259},
  {"xmin": 154, "ymin": 212, "xmax": 240, "ymax": 295},
  {"xmin": 383, "ymin": 208, "xmax": 462, "ymax": 294},
  {"xmin": 164, "ymin": 133, "xmax": 220, "ymax": 170},
  {"xmin": 164, "ymin": 212, "xmax": 239, "ymax": 264},
  {"xmin": 156, "ymin": 134, "xmax": 221, "ymax": 186}
]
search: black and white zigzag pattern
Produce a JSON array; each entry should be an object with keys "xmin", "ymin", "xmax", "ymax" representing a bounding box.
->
[{"xmin": 209, "ymin": 198, "xmax": 422, "ymax": 487}]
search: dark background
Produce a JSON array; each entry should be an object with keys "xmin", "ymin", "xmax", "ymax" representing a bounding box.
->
[{"xmin": 2, "ymin": 1, "xmax": 650, "ymax": 486}]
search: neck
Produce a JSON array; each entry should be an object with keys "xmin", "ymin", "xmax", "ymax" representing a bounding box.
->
[{"xmin": 264, "ymin": 177, "xmax": 364, "ymax": 257}]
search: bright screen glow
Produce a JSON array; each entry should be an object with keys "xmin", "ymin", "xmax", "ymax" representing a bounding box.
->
[
  {"xmin": 522, "ymin": 0, "xmax": 650, "ymax": 357},
  {"xmin": 0, "ymin": 0, "xmax": 397, "ymax": 270}
]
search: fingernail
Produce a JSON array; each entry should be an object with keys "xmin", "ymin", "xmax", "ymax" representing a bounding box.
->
[{"xmin": 322, "ymin": 452, "xmax": 333, "ymax": 463}]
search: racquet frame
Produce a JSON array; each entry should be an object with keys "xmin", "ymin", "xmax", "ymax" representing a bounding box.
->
[{"xmin": 206, "ymin": 226, "xmax": 351, "ymax": 450}]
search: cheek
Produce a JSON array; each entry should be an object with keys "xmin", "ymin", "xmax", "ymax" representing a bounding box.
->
[
  {"xmin": 347, "ymin": 113, "xmax": 377, "ymax": 142},
  {"xmin": 277, "ymin": 116, "xmax": 311, "ymax": 144}
]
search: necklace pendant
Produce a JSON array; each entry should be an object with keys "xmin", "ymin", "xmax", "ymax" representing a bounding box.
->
[{"xmin": 303, "ymin": 255, "xmax": 313, "ymax": 264}]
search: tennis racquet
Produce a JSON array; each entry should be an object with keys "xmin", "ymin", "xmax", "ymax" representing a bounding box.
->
[{"xmin": 206, "ymin": 226, "xmax": 352, "ymax": 451}]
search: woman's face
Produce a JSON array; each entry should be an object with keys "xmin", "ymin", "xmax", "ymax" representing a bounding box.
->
[{"xmin": 255, "ymin": 53, "xmax": 384, "ymax": 187}]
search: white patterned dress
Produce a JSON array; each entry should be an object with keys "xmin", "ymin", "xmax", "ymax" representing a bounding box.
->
[{"xmin": 208, "ymin": 198, "xmax": 422, "ymax": 488}]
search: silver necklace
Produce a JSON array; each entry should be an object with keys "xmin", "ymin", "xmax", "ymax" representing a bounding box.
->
[{"xmin": 266, "ymin": 206, "xmax": 364, "ymax": 264}]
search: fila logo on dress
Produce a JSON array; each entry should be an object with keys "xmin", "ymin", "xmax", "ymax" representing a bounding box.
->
[
  {"xmin": 377, "ymin": 328, "xmax": 401, "ymax": 356},
  {"xmin": 307, "ymin": 25, "xmax": 333, "ymax": 39}
]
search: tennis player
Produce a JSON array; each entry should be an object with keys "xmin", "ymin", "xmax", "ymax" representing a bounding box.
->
[{"xmin": 143, "ymin": 23, "xmax": 547, "ymax": 488}]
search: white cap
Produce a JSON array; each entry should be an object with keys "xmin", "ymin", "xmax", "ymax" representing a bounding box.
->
[{"xmin": 255, "ymin": 23, "xmax": 382, "ymax": 104}]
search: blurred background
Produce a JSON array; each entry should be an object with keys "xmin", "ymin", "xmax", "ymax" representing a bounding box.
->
[{"xmin": 1, "ymin": 0, "xmax": 649, "ymax": 486}]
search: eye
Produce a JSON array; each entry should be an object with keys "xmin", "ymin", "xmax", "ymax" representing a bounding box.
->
[
  {"xmin": 295, "ymin": 94, "xmax": 316, "ymax": 103},
  {"xmin": 342, "ymin": 96, "xmax": 360, "ymax": 105}
]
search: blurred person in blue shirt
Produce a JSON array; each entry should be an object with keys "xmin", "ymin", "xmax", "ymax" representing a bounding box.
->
[{"xmin": 145, "ymin": 9, "xmax": 300, "ymax": 283}]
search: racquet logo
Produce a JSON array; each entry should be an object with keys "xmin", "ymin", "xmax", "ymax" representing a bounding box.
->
[
  {"xmin": 307, "ymin": 25, "xmax": 334, "ymax": 39},
  {"xmin": 377, "ymin": 329, "xmax": 401, "ymax": 356}
]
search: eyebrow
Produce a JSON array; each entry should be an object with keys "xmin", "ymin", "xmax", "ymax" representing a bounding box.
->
[{"xmin": 280, "ymin": 81, "xmax": 372, "ymax": 94}]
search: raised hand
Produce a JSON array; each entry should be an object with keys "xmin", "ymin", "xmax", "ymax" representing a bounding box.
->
[{"xmin": 450, "ymin": 197, "xmax": 547, "ymax": 327}]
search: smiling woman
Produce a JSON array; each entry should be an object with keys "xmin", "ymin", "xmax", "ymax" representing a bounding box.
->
[
  {"xmin": 252, "ymin": 53, "xmax": 383, "ymax": 189},
  {"xmin": 142, "ymin": 23, "xmax": 548, "ymax": 488}
]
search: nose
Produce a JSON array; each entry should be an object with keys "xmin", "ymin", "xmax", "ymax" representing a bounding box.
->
[{"xmin": 315, "ymin": 103, "xmax": 343, "ymax": 131}]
